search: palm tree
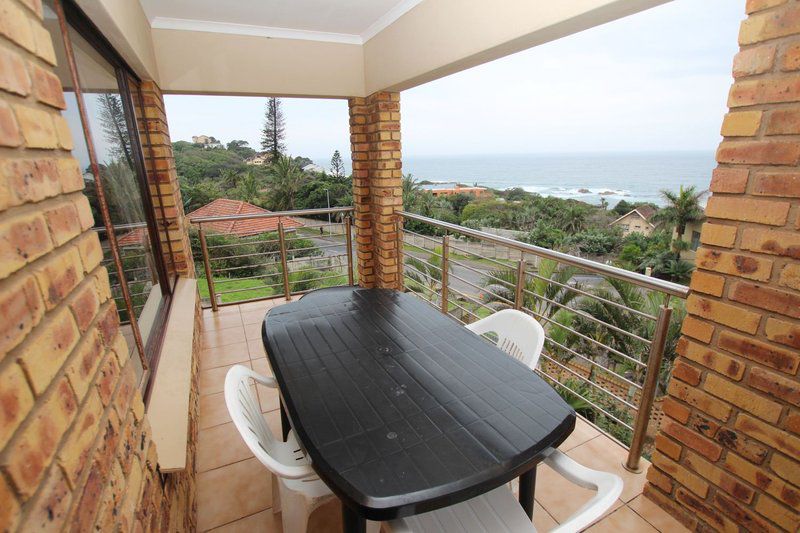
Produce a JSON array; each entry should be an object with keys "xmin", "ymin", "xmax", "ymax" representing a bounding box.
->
[
  {"xmin": 653, "ymin": 185, "xmax": 706, "ymax": 253},
  {"xmin": 402, "ymin": 174, "xmax": 420, "ymax": 208},
  {"xmin": 404, "ymin": 252, "xmax": 451, "ymax": 307},
  {"xmin": 267, "ymin": 155, "xmax": 306, "ymax": 211},
  {"xmin": 481, "ymin": 259, "xmax": 581, "ymax": 323},
  {"xmin": 233, "ymin": 171, "xmax": 262, "ymax": 205},
  {"xmin": 559, "ymin": 204, "xmax": 588, "ymax": 233}
]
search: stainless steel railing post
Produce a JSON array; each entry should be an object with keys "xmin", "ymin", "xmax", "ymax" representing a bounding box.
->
[
  {"xmin": 344, "ymin": 216, "xmax": 354, "ymax": 286},
  {"xmin": 514, "ymin": 259, "xmax": 526, "ymax": 310},
  {"xmin": 278, "ymin": 221, "xmax": 291, "ymax": 301},
  {"xmin": 441, "ymin": 234, "xmax": 450, "ymax": 315},
  {"xmin": 198, "ymin": 224, "xmax": 218, "ymax": 312},
  {"xmin": 625, "ymin": 300, "xmax": 673, "ymax": 472}
]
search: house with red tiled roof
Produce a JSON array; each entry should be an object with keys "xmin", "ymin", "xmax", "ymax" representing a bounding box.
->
[{"xmin": 186, "ymin": 198, "xmax": 303, "ymax": 237}]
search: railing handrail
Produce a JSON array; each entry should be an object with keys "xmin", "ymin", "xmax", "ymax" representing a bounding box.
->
[
  {"xmin": 398, "ymin": 210, "xmax": 690, "ymax": 299},
  {"xmin": 190, "ymin": 206, "xmax": 354, "ymax": 224}
]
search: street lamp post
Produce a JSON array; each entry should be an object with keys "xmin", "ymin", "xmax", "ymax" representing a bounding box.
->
[{"xmin": 325, "ymin": 189, "xmax": 331, "ymax": 235}]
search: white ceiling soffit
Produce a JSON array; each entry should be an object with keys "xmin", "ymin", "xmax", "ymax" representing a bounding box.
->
[{"xmin": 146, "ymin": 0, "xmax": 424, "ymax": 45}]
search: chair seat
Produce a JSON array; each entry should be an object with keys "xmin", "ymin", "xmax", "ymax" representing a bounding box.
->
[
  {"xmin": 280, "ymin": 431, "xmax": 332, "ymax": 498},
  {"xmin": 388, "ymin": 486, "xmax": 536, "ymax": 533}
]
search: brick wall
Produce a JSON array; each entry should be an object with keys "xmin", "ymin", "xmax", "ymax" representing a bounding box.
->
[
  {"xmin": 137, "ymin": 81, "xmax": 194, "ymax": 278},
  {"xmin": 348, "ymin": 92, "xmax": 402, "ymax": 289},
  {"xmin": 645, "ymin": 1, "xmax": 800, "ymax": 531},
  {"xmin": 0, "ymin": 1, "xmax": 196, "ymax": 530}
]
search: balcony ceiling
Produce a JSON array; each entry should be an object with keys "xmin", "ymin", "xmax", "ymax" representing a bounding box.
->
[{"xmin": 138, "ymin": 0, "xmax": 423, "ymax": 44}]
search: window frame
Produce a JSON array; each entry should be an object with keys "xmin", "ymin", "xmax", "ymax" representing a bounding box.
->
[{"xmin": 53, "ymin": 0, "xmax": 175, "ymax": 394}]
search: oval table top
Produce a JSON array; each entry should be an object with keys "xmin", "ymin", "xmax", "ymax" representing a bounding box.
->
[{"xmin": 262, "ymin": 287, "xmax": 575, "ymax": 520}]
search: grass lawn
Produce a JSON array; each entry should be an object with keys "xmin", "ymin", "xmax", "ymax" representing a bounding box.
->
[{"xmin": 199, "ymin": 272, "xmax": 354, "ymax": 305}]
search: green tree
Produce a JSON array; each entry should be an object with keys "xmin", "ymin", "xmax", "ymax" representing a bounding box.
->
[
  {"xmin": 402, "ymin": 174, "xmax": 420, "ymax": 208},
  {"xmin": 97, "ymin": 93, "xmax": 132, "ymax": 168},
  {"xmin": 653, "ymin": 185, "xmax": 706, "ymax": 253},
  {"xmin": 226, "ymin": 140, "xmax": 256, "ymax": 159},
  {"xmin": 232, "ymin": 171, "xmax": 264, "ymax": 205},
  {"xmin": 266, "ymin": 155, "xmax": 306, "ymax": 211},
  {"xmin": 261, "ymin": 97, "xmax": 286, "ymax": 159},
  {"xmin": 404, "ymin": 252, "xmax": 451, "ymax": 307},
  {"xmin": 330, "ymin": 150, "xmax": 345, "ymax": 179}
]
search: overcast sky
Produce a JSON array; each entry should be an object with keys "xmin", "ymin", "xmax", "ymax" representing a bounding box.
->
[{"xmin": 163, "ymin": 0, "xmax": 743, "ymax": 160}]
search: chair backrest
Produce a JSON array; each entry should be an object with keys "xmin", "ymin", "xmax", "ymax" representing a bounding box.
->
[
  {"xmin": 465, "ymin": 309, "xmax": 545, "ymax": 370},
  {"xmin": 224, "ymin": 365, "xmax": 314, "ymax": 479}
]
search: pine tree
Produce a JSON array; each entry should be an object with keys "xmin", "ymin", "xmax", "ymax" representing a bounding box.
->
[
  {"xmin": 261, "ymin": 97, "xmax": 286, "ymax": 160},
  {"xmin": 330, "ymin": 150, "xmax": 345, "ymax": 178},
  {"xmin": 97, "ymin": 93, "xmax": 132, "ymax": 167}
]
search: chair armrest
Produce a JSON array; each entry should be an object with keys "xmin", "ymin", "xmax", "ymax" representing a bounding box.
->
[{"xmin": 544, "ymin": 449, "xmax": 623, "ymax": 533}]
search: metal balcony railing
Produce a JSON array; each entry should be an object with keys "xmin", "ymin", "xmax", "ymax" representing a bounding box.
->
[
  {"xmin": 396, "ymin": 211, "xmax": 690, "ymax": 473},
  {"xmin": 190, "ymin": 207, "xmax": 355, "ymax": 311}
]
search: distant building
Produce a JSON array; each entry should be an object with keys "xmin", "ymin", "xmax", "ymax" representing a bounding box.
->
[
  {"xmin": 302, "ymin": 163, "xmax": 325, "ymax": 174},
  {"xmin": 191, "ymin": 135, "xmax": 222, "ymax": 149},
  {"xmin": 609, "ymin": 206, "xmax": 656, "ymax": 237},
  {"xmin": 186, "ymin": 199, "xmax": 303, "ymax": 237},
  {"xmin": 245, "ymin": 152, "xmax": 271, "ymax": 166},
  {"xmin": 419, "ymin": 182, "xmax": 488, "ymax": 197},
  {"xmin": 675, "ymin": 218, "xmax": 705, "ymax": 261}
]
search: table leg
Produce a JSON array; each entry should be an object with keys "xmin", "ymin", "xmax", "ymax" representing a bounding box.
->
[
  {"xmin": 279, "ymin": 401, "xmax": 290, "ymax": 442},
  {"xmin": 341, "ymin": 502, "xmax": 366, "ymax": 533},
  {"xmin": 519, "ymin": 467, "xmax": 536, "ymax": 520}
]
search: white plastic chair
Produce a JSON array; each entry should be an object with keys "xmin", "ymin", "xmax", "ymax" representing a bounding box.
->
[
  {"xmin": 224, "ymin": 365, "xmax": 379, "ymax": 533},
  {"xmin": 466, "ymin": 309, "xmax": 546, "ymax": 370},
  {"xmin": 387, "ymin": 448, "xmax": 622, "ymax": 533}
]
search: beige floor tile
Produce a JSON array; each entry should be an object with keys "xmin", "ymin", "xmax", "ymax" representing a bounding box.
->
[
  {"xmin": 249, "ymin": 339, "xmax": 267, "ymax": 359},
  {"xmin": 201, "ymin": 342, "xmax": 251, "ymax": 370},
  {"xmin": 197, "ymin": 422, "xmax": 254, "ymax": 472},
  {"xmin": 307, "ymin": 498, "xmax": 342, "ymax": 533},
  {"xmin": 200, "ymin": 391, "xmax": 234, "ymax": 429},
  {"xmin": 250, "ymin": 358, "xmax": 274, "ymax": 378},
  {"xmin": 237, "ymin": 300, "xmax": 274, "ymax": 313},
  {"xmin": 533, "ymin": 503, "xmax": 558, "ymax": 532},
  {"xmin": 245, "ymin": 322, "xmax": 263, "ymax": 340},
  {"xmin": 204, "ymin": 306, "xmax": 241, "ymax": 317},
  {"xmin": 203, "ymin": 313, "xmax": 244, "ymax": 332},
  {"xmin": 200, "ymin": 362, "xmax": 251, "ymax": 396},
  {"xmin": 197, "ymin": 457, "xmax": 273, "ymax": 531},
  {"xmin": 566, "ymin": 436, "xmax": 649, "ymax": 503},
  {"xmin": 533, "ymin": 462, "xmax": 622, "ymax": 525},
  {"xmin": 627, "ymin": 494, "xmax": 689, "ymax": 532},
  {"xmin": 207, "ymin": 509, "xmax": 282, "ymax": 533},
  {"xmin": 559, "ymin": 417, "xmax": 600, "ymax": 452},
  {"xmin": 586, "ymin": 504, "xmax": 658, "ymax": 532},
  {"xmin": 203, "ymin": 326, "xmax": 248, "ymax": 349},
  {"xmin": 242, "ymin": 309, "xmax": 270, "ymax": 325}
]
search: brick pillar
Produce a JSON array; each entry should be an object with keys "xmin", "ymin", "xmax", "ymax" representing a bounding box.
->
[
  {"xmin": 348, "ymin": 91, "xmax": 402, "ymax": 289},
  {"xmin": 645, "ymin": 2, "xmax": 800, "ymax": 531},
  {"xmin": 0, "ymin": 2, "xmax": 193, "ymax": 530},
  {"xmin": 137, "ymin": 81, "xmax": 194, "ymax": 277}
]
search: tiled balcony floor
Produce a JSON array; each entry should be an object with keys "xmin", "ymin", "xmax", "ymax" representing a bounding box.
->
[{"xmin": 197, "ymin": 298, "xmax": 688, "ymax": 533}]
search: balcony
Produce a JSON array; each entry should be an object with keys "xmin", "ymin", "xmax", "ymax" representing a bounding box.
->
[{"xmin": 198, "ymin": 298, "xmax": 687, "ymax": 532}]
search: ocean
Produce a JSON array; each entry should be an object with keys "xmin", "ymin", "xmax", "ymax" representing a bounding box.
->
[{"xmin": 402, "ymin": 151, "xmax": 716, "ymax": 207}]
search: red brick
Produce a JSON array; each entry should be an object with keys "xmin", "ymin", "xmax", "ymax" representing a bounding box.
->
[
  {"xmin": 771, "ymin": 453, "xmax": 800, "ymax": 485},
  {"xmin": 0, "ymin": 212, "xmax": 52, "ymax": 279},
  {"xmin": 783, "ymin": 40, "xmax": 800, "ymax": 71},
  {"xmin": 655, "ymin": 434, "xmax": 682, "ymax": 460},
  {"xmin": 741, "ymin": 226, "xmax": 800, "ymax": 258},
  {"xmin": 677, "ymin": 338, "xmax": 745, "ymax": 380},
  {"xmin": 733, "ymin": 43, "xmax": 777, "ymax": 77},
  {"xmin": 70, "ymin": 461, "xmax": 103, "ymax": 532},
  {"xmin": 721, "ymin": 110, "xmax": 763, "ymax": 136},
  {"xmin": 683, "ymin": 450, "xmax": 756, "ymax": 503},
  {"xmin": 59, "ymin": 391, "xmax": 103, "ymax": 487},
  {"xmin": 56, "ymin": 158, "xmax": 84, "ymax": 192},
  {"xmin": 0, "ymin": 474, "xmax": 20, "ymax": 531},
  {"xmin": 32, "ymin": 246, "xmax": 83, "ymax": 310},
  {"xmin": 685, "ymin": 294, "xmax": 761, "ymax": 335},
  {"xmin": 3, "ymin": 378, "xmax": 77, "ymax": 498},
  {"xmin": 671, "ymin": 358, "xmax": 702, "ymax": 386},
  {"xmin": 709, "ymin": 167, "xmax": 749, "ymax": 193},
  {"xmin": 0, "ymin": 45, "xmax": 30, "ymax": 95},
  {"xmin": 752, "ymin": 171, "xmax": 800, "ymax": 197},
  {"xmin": 700, "ymin": 223, "xmax": 737, "ymax": 248},
  {"xmin": 755, "ymin": 493, "xmax": 800, "ymax": 530},
  {"xmin": 765, "ymin": 316, "xmax": 800, "ymax": 348},
  {"xmin": 695, "ymin": 248, "xmax": 772, "ymax": 281},
  {"xmin": 780, "ymin": 263, "xmax": 800, "ymax": 290},
  {"xmin": 96, "ymin": 302, "xmax": 120, "ymax": 344},
  {"xmin": 713, "ymin": 492, "xmax": 775, "ymax": 533},
  {"xmin": 668, "ymin": 380, "xmax": 732, "ymax": 422},
  {"xmin": 736, "ymin": 413, "xmax": 800, "ymax": 460},
  {"xmin": 719, "ymin": 329, "xmax": 800, "ymax": 374},
  {"xmin": 663, "ymin": 420, "xmax": 723, "ymax": 461},
  {"xmin": 730, "ymin": 281, "xmax": 800, "ymax": 319},
  {"xmin": 675, "ymin": 487, "xmax": 738, "ymax": 532},
  {"xmin": 1, "ymin": 158, "xmax": 61, "ymax": 205},
  {"xmin": 0, "ymin": 99, "xmax": 22, "ymax": 147},
  {"xmin": 44, "ymin": 201, "xmax": 81, "ymax": 246},
  {"xmin": 680, "ymin": 316, "xmax": 714, "ymax": 343},
  {"xmin": 705, "ymin": 373, "xmax": 783, "ymax": 423},
  {"xmin": 746, "ymin": 0, "xmax": 787, "ymax": 14},
  {"xmin": 17, "ymin": 307, "xmax": 80, "ymax": 396},
  {"xmin": 0, "ymin": 274, "xmax": 43, "ymax": 355},
  {"xmin": 715, "ymin": 427, "xmax": 769, "ymax": 464},
  {"xmin": 19, "ymin": 462, "xmax": 72, "ymax": 531},
  {"xmin": 0, "ymin": 363, "xmax": 34, "ymax": 451},
  {"xmin": 688, "ymin": 412, "xmax": 720, "ymax": 438},
  {"xmin": 95, "ymin": 353, "xmax": 120, "ymax": 406},
  {"xmin": 766, "ymin": 107, "xmax": 800, "ymax": 134},
  {"xmin": 652, "ymin": 452, "xmax": 709, "ymax": 498},
  {"xmin": 705, "ymin": 196, "xmax": 790, "ymax": 226},
  {"xmin": 13, "ymin": 104, "xmax": 57, "ymax": 149},
  {"xmin": 747, "ymin": 365, "xmax": 800, "ymax": 406},
  {"xmin": 740, "ymin": 4, "xmax": 800, "ymax": 44},
  {"xmin": 661, "ymin": 396, "xmax": 691, "ymax": 424},
  {"xmin": 29, "ymin": 61, "xmax": 65, "ymax": 109},
  {"xmin": 717, "ymin": 140, "xmax": 800, "ymax": 165},
  {"xmin": 688, "ymin": 269, "xmax": 726, "ymax": 296}
]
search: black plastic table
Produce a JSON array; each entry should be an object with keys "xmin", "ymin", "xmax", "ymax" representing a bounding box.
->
[{"xmin": 262, "ymin": 287, "xmax": 575, "ymax": 531}]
